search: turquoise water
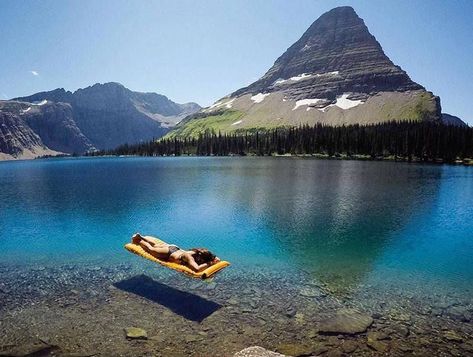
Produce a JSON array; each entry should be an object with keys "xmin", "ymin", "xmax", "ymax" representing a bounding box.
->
[{"xmin": 1, "ymin": 157, "xmax": 473, "ymax": 295}]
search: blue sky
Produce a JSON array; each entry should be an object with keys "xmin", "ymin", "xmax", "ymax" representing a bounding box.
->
[{"xmin": 1, "ymin": 0, "xmax": 472, "ymax": 124}]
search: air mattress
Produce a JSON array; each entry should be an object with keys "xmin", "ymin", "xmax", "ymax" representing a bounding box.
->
[{"xmin": 124, "ymin": 241, "xmax": 230, "ymax": 279}]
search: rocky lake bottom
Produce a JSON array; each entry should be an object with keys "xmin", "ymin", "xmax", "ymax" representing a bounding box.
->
[{"xmin": 1, "ymin": 261, "xmax": 472, "ymax": 357}]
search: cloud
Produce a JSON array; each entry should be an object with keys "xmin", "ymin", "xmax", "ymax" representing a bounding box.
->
[{"xmin": 30, "ymin": 70, "xmax": 39, "ymax": 76}]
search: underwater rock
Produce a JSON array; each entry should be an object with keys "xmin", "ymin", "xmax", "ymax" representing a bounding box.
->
[
  {"xmin": 276, "ymin": 343, "xmax": 313, "ymax": 356},
  {"xmin": 148, "ymin": 335, "xmax": 166, "ymax": 343},
  {"xmin": 446, "ymin": 306, "xmax": 471, "ymax": 322},
  {"xmin": 312, "ymin": 345, "xmax": 329, "ymax": 355},
  {"xmin": 443, "ymin": 330, "xmax": 463, "ymax": 342},
  {"xmin": 227, "ymin": 298, "xmax": 239, "ymax": 305},
  {"xmin": 124, "ymin": 327, "xmax": 147, "ymax": 340},
  {"xmin": 341, "ymin": 340, "xmax": 358, "ymax": 353},
  {"xmin": 325, "ymin": 350, "xmax": 343, "ymax": 357},
  {"xmin": 299, "ymin": 286, "xmax": 323, "ymax": 298},
  {"xmin": 318, "ymin": 309, "xmax": 373, "ymax": 335},
  {"xmin": 234, "ymin": 346, "xmax": 286, "ymax": 357},
  {"xmin": 0, "ymin": 341, "xmax": 58, "ymax": 356},
  {"xmin": 184, "ymin": 334, "xmax": 203, "ymax": 343},
  {"xmin": 367, "ymin": 339, "xmax": 389, "ymax": 352},
  {"xmin": 389, "ymin": 311, "xmax": 411, "ymax": 322},
  {"xmin": 367, "ymin": 331, "xmax": 390, "ymax": 341}
]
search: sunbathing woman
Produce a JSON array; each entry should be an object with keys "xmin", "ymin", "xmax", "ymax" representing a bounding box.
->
[{"xmin": 132, "ymin": 233, "xmax": 220, "ymax": 271}]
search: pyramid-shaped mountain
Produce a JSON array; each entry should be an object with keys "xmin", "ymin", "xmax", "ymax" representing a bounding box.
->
[{"xmin": 169, "ymin": 6, "xmax": 441, "ymax": 138}]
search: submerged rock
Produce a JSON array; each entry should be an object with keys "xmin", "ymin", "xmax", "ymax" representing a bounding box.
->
[
  {"xmin": 341, "ymin": 340, "xmax": 358, "ymax": 353},
  {"xmin": 276, "ymin": 343, "xmax": 313, "ymax": 356},
  {"xmin": 318, "ymin": 309, "xmax": 373, "ymax": 335},
  {"xmin": 185, "ymin": 334, "xmax": 204, "ymax": 343},
  {"xmin": 299, "ymin": 286, "xmax": 323, "ymax": 298},
  {"xmin": 0, "ymin": 341, "xmax": 58, "ymax": 356},
  {"xmin": 443, "ymin": 330, "xmax": 463, "ymax": 342},
  {"xmin": 124, "ymin": 327, "xmax": 147, "ymax": 340},
  {"xmin": 367, "ymin": 339, "xmax": 389, "ymax": 352},
  {"xmin": 234, "ymin": 346, "xmax": 287, "ymax": 357}
]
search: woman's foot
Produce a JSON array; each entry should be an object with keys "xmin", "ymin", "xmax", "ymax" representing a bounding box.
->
[{"xmin": 132, "ymin": 233, "xmax": 142, "ymax": 244}]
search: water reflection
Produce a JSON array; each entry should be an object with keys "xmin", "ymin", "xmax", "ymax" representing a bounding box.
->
[
  {"xmin": 211, "ymin": 159, "xmax": 444, "ymax": 294},
  {"xmin": 1, "ymin": 157, "xmax": 469, "ymax": 297}
]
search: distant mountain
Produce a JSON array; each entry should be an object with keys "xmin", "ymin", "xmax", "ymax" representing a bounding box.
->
[
  {"xmin": 441, "ymin": 113, "xmax": 468, "ymax": 127},
  {"xmin": 0, "ymin": 103, "xmax": 59, "ymax": 160},
  {"xmin": 0, "ymin": 83, "xmax": 201, "ymax": 160},
  {"xmin": 168, "ymin": 6, "xmax": 441, "ymax": 138}
]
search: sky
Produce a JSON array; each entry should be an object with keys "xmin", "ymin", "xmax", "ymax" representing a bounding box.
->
[{"xmin": 1, "ymin": 0, "xmax": 472, "ymax": 124}]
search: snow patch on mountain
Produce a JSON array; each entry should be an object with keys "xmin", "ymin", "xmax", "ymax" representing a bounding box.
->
[
  {"xmin": 20, "ymin": 107, "xmax": 31, "ymax": 115},
  {"xmin": 293, "ymin": 98, "xmax": 324, "ymax": 110},
  {"xmin": 251, "ymin": 93, "xmax": 270, "ymax": 103}
]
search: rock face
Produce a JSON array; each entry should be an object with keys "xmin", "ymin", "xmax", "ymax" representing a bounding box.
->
[
  {"xmin": 234, "ymin": 6, "xmax": 421, "ymax": 99},
  {"xmin": 23, "ymin": 101, "xmax": 94, "ymax": 154},
  {"xmin": 168, "ymin": 6, "xmax": 441, "ymax": 138},
  {"xmin": 0, "ymin": 103, "xmax": 60, "ymax": 160},
  {"xmin": 1, "ymin": 83, "xmax": 201, "ymax": 159}
]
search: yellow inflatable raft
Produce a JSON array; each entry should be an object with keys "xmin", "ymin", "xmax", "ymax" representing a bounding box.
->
[{"xmin": 124, "ymin": 240, "xmax": 230, "ymax": 279}]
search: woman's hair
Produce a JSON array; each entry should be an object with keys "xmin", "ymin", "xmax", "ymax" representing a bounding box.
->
[{"xmin": 191, "ymin": 248, "xmax": 216, "ymax": 265}]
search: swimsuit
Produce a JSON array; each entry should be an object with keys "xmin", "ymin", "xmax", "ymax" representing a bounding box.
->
[{"xmin": 167, "ymin": 244, "xmax": 180, "ymax": 257}]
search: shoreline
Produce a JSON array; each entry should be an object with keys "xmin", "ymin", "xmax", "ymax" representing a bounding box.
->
[
  {"xmin": 84, "ymin": 153, "xmax": 473, "ymax": 166},
  {"xmin": 2, "ymin": 152, "xmax": 471, "ymax": 167}
]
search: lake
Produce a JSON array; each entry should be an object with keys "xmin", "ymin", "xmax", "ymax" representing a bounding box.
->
[{"xmin": 1, "ymin": 157, "xmax": 472, "ymax": 356}]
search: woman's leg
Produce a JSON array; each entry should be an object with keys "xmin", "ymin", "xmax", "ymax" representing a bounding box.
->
[
  {"xmin": 132, "ymin": 233, "xmax": 162, "ymax": 246},
  {"xmin": 140, "ymin": 235, "xmax": 163, "ymax": 246},
  {"xmin": 139, "ymin": 240, "xmax": 169, "ymax": 255}
]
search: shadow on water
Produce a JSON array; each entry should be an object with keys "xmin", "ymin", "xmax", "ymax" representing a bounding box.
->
[{"xmin": 113, "ymin": 274, "xmax": 222, "ymax": 322}]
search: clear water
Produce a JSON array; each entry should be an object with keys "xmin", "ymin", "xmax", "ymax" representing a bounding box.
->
[{"xmin": 1, "ymin": 157, "xmax": 473, "ymax": 296}]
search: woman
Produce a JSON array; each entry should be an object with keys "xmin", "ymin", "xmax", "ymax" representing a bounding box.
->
[{"xmin": 132, "ymin": 233, "xmax": 220, "ymax": 271}]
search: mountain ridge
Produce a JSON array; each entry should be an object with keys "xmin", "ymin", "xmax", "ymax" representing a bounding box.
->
[{"xmin": 0, "ymin": 82, "xmax": 201, "ymax": 160}]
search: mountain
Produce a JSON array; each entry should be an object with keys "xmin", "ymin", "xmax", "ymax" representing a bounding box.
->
[
  {"xmin": 168, "ymin": 6, "xmax": 441, "ymax": 138},
  {"xmin": 0, "ymin": 83, "xmax": 201, "ymax": 160},
  {"xmin": 441, "ymin": 113, "xmax": 468, "ymax": 127},
  {"xmin": 14, "ymin": 82, "xmax": 201, "ymax": 150}
]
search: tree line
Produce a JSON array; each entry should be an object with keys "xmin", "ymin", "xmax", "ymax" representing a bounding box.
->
[{"xmin": 89, "ymin": 121, "xmax": 473, "ymax": 162}]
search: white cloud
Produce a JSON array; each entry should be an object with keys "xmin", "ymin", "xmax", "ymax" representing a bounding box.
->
[{"xmin": 30, "ymin": 70, "xmax": 39, "ymax": 76}]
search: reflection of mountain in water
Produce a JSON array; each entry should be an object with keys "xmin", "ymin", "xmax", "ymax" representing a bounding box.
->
[{"xmin": 220, "ymin": 159, "xmax": 442, "ymax": 295}]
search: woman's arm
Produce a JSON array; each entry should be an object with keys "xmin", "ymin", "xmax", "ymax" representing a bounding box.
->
[{"xmin": 183, "ymin": 253, "xmax": 209, "ymax": 271}]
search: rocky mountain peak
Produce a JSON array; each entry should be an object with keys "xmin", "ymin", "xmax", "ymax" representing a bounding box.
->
[
  {"xmin": 233, "ymin": 6, "xmax": 422, "ymax": 100},
  {"xmin": 168, "ymin": 6, "xmax": 442, "ymax": 139}
]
